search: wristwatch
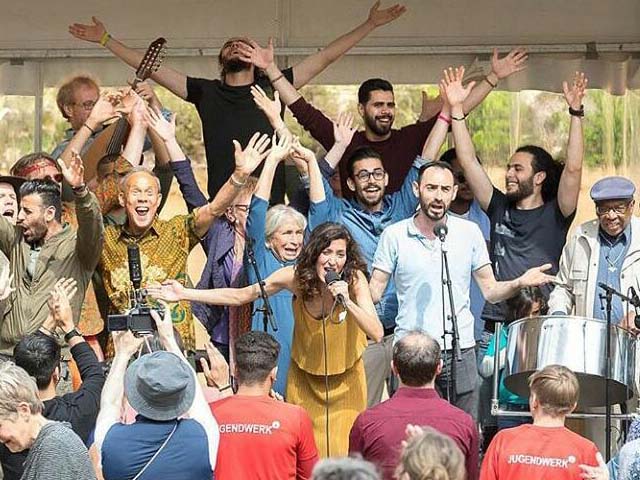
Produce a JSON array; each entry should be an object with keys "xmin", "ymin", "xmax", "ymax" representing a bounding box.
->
[{"xmin": 63, "ymin": 328, "xmax": 82, "ymax": 343}]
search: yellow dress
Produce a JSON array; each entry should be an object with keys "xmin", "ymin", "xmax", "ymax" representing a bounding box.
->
[{"xmin": 286, "ymin": 296, "xmax": 368, "ymax": 457}]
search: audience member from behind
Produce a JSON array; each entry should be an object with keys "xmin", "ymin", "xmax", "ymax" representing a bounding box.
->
[
  {"xmin": 0, "ymin": 362, "xmax": 95, "ymax": 479},
  {"xmin": 396, "ymin": 425, "xmax": 466, "ymax": 480},
  {"xmin": 480, "ymin": 365, "xmax": 606, "ymax": 480},
  {"xmin": 312, "ymin": 457, "xmax": 380, "ymax": 480},
  {"xmin": 211, "ymin": 331, "xmax": 319, "ymax": 479},
  {"xmin": 94, "ymin": 304, "xmax": 218, "ymax": 480},
  {"xmin": 349, "ymin": 331, "xmax": 478, "ymax": 480},
  {"xmin": 0, "ymin": 278, "xmax": 104, "ymax": 480}
]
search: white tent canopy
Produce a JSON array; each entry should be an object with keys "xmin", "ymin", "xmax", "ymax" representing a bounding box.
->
[{"xmin": 1, "ymin": 0, "xmax": 639, "ymax": 95}]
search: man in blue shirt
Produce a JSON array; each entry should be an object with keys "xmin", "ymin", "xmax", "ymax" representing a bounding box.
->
[
  {"xmin": 369, "ymin": 161, "xmax": 553, "ymax": 416},
  {"xmin": 309, "ymin": 106, "xmax": 452, "ymax": 407}
]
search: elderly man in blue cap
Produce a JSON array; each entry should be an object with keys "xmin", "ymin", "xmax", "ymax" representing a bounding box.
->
[{"xmin": 549, "ymin": 176, "xmax": 640, "ymax": 331}]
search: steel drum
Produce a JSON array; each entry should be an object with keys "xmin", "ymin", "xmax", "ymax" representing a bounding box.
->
[{"xmin": 504, "ymin": 315, "xmax": 636, "ymax": 407}]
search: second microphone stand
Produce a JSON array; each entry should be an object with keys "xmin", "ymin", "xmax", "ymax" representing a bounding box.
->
[
  {"xmin": 438, "ymin": 233, "xmax": 462, "ymax": 404},
  {"xmin": 245, "ymin": 238, "xmax": 278, "ymax": 332}
]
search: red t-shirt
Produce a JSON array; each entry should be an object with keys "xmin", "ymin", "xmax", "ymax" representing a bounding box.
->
[
  {"xmin": 211, "ymin": 395, "xmax": 319, "ymax": 479},
  {"xmin": 480, "ymin": 424, "xmax": 599, "ymax": 480}
]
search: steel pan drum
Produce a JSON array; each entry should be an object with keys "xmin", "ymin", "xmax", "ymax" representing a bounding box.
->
[{"xmin": 504, "ymin": 315, "xmax": 636, "ymax": 407}]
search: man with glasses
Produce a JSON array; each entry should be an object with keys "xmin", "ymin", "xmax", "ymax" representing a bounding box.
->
[
  {"xmin": 308, "ymin": 94, "xmax": 451, "ymax": 407},
  {"xmin": 549, "ymin": 177, "xmax": 640, "ymax": 330}
]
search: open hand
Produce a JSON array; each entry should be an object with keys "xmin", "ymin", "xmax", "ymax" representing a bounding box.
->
[
  {"xmin": 145, "ymin": 280, "xmax": 185, "ymax": 303},
  {"xmin": 147, "ymin": 107, "xmax": 176, "ymax": 142},
  {"xmin": 440, "ymin": 66, "xmax": 476, "ymax": 108},
  {"xmin": 333, "ymin": 112, "xmax": 356, "ymax": 146},
  {"xmin": 563, "ymin": 72, "xmax": 588, "ymax": 111},
  {"xmin": 251, "ymin": 85, "xmax": 282, "ymax": 126},
  {"xmin": 266, "ymin": 134, "xmax": 292, "ymax": 164},
  {"xmin": 237, "ymin": 38, "xmax": 274, "ymax": 70},
  {"xmin": 366, "ymin": 1, "xmax": 407, "ymax": 28},
  {"xmin": 233, "ymin": 132, "xmax": 271, "ymax": 176},
  {"xmin": 69, "ymin": 17, "xmax": 107, "ymax": 44},
  {"xmin": 200, "ymin": 342, "xmax": 230, "ymax": 389},
  {"xmin": 58, "ymin": 150, "xmax": 85, "ymax": 189},
  {"xmin": 491, "ymin": 48, "xmax": 528, "ymax": 80}
]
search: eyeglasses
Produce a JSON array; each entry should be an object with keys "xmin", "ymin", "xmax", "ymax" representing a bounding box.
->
[
  {"xmin": 354, "ymin": 169, "xmax": 385, "ymax": 182},
  {"xmin": 596, "ymin": 202, "xmax": 631, "ymax": 216},
  {"xmin": 74, "ymin": 100, "xmax": 97, "ymax": 111}
]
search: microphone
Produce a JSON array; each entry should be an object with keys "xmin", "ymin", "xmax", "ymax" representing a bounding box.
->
[
  {"xmin": 127, "ymin": 244, "xmax": 143, "ymax": 291},
  {"xmin": 325, "ymin": 270, "xmax": 347, "ymax": 308},
  {"xmin": 433, "ymin": 223, "xmax": 448, "ymax": 242}
]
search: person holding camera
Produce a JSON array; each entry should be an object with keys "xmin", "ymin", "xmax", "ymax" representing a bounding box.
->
[
  {"xmin": 97, "ymin": 131, "xmax": 271, "ymax": 353},
  {"xmin": 94, "ymin": 303, "xmax": 218, "ymax": 480},
  {"xmin": 0, "ymin": 278, "xmax": 105, "ymax": 480}
]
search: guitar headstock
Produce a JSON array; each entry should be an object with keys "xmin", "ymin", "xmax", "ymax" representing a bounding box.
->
[{"xmin": 135, "ymin": 37, "xmax": 167, "ymax": 83}]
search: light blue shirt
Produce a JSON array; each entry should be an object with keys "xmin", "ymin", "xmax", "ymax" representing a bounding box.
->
[
  {"xmin": 449, "ymin": 201, "xmax": 491, "ymax": 341},
  {"xmin": 373, "ymin": 214, "xmax": 491, "ymax": 349},
  {"xmin": 309, "ymin": 156, "xmax": 427, "ymax": 330},
  {"xmin": 593, "ymin": 225, "xmax": 631, "ymax": 323}
]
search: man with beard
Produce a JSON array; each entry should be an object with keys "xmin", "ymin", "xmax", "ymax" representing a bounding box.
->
[
  {"xmin": 369, "ymin": 160, "xmax": 554, "ymax": 415},
  {"xmin": 69, "ymin": 2, "xmax": 407, "ymax": 202},
  {"xmin": 0, "ymin": 153, "xmax": 104, "ymax": 358},
  {"xmin": 447, "ymin": 68, "xmax": 587, "ymax": 329},
  {"xmin": 304, "ymin": 86, "xmax": 452, "ymax": 407},
  {"xmin": 268, "ymin": 48, "xmax": 528, "ymax": 199}
]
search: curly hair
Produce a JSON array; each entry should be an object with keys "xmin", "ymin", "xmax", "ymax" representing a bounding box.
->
[
  {"xmin": 396, "ymin": 427, "xmax": 466, "ymax": 480},
  {"xmin": 294, "ymin": 222, "xmax": 368, "ymax": 301}
]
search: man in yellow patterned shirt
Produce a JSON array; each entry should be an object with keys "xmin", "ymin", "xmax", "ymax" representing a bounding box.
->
[{"xmin": 98, "ymin": 131, "xmax": 271, "ymax": 350}]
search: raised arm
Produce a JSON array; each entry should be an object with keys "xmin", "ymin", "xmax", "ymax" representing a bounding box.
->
[
  {"xmin": 557, "ymin": 72, "xmax": 587, "ymax": 218},
  {"xmin": 325, "ymin": 112, "xmax": 356, "ymax": 170},
  {"xmin": 462, "ymin": 48, "xmax": 528, "ymax": 114},
  {"xmin": 420, "ymin": 83, "xmax": 452, "ymax": 161},
  {"xmin": 146, "ymin": 266, "xmax": 295, "ymax": 305},
  {"xmin": 444, "ymin": 66, "xmax": 494, "ymax": 210},
  {"xmin": 473, "ymin": 263, "xmax": 554, "ymax": 304},
  {"xmin": 59, "ymin": 152, "xmax": 104, "ymax": 271},
  {"xmin": 57, "ymin": 93, "xmax": 119, "ymax": 169},
  {"xmin": 291, "ymin": 1, "xmax": 406, "ymax": 88},
  {"xmin": 290, "ymin": 140, "xmax": 325, "ymax": 204},
  {"xmin": 192, "ymin": 133, "xmax": 271, "ymax": 237},
  {"xmin": 254, "ymin": 134, "xmax": 292, "ymax": 201},
  {"xmin": 121, "ymin": 95, "xmax": 147, "ymax": 166},
  {"xmin": 251, "ymin": 84, "xmax": 291, "ymax": 140},
  {"xmin": 151, "ymin": 305, "xmax": 219, "ymax": 468},
  {"xmin": 69, "ymin": 17, "xmax": 187, "ymax": 99},
  {"xmin": 93, "ymin": 330, "xmax": 145, "ymax": 461}
]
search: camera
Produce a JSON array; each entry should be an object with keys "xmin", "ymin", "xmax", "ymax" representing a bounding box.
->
[{"xmin": 107, "ymin": 244, "xmax": 165, "ymax": 334}]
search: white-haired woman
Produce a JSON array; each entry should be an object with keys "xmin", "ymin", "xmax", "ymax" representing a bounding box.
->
[{"xmin": 0, "ymin": 362, "xmax": 95, "ymax": 480}]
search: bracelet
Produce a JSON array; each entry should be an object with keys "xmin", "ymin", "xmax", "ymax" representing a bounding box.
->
[
  {"xmin": 568, "ymin": 105, "xmax": 585, "ymax": 117},
  {"xmin": 451, "ymin": 114, "xmax": 467, "ymax": 121},
  {"xmin": 82, "ymin": 123, "xmax": 95, "ymax": 134},
  {"xmin": 99, "ymin": 32, "xmax": 111, "ymax": 47},
  {"xmin": 270, "ymin": 73, "xmax": 284, "ymax": 84},
  {"xmin": 218, "ymin": 384, "xmax": 232, "ymax": 393},
  {"xmin": 230, "ymin": 174, "xmax": 247, "ymax": 188},
  {"xmin": 437, "ymin": 113, "xmax": 452, "ymax": 125},
  {"xmin": 484, "ymin": 76, "xmax": 498, "ymax": 89}
]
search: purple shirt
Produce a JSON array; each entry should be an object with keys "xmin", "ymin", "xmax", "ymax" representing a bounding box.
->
[{"xmin": 349, "ymin": 387, "xmax": 479, "ymax": 480}]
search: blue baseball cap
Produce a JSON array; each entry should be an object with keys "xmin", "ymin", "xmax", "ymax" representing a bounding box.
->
[{"xmin": 590, "ymin": 176, "xmax": 636, "ymax": 202}]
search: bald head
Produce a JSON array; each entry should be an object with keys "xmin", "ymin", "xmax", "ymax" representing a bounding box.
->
[{"xmin": 392, "ymin": 331, "xmax": 441, "ymax": 386}]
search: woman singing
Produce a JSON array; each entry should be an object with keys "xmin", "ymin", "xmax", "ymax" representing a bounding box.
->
[{"xmin": 147, "ymin": 222, "xmax": 382, "ymax": 457}]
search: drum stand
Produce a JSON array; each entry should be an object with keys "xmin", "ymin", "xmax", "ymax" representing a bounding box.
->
[{"xmin": 491, "ymin": 318, "xmax": 638, "ymax": 462}]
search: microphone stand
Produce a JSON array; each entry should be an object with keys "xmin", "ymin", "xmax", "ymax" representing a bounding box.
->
[
  {"xmin": 439, "ymin": 235, "xmax": 462, "ymax": 405},
  {"xmin": 597, "ymin": 282, "xmax": 637, "ymax": 461},
  {"xmin": 246, "ymin": 237, "xmax": 278, "ymax": 332}
]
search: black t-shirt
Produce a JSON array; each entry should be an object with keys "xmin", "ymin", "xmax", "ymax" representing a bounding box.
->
[
  {"xmin": 482, "ymin": 187, "xmax": 575, "ymax": 325},
  {"xmin": 186, "ymin": 68, "xmax": 294, "ymax": 202}
]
